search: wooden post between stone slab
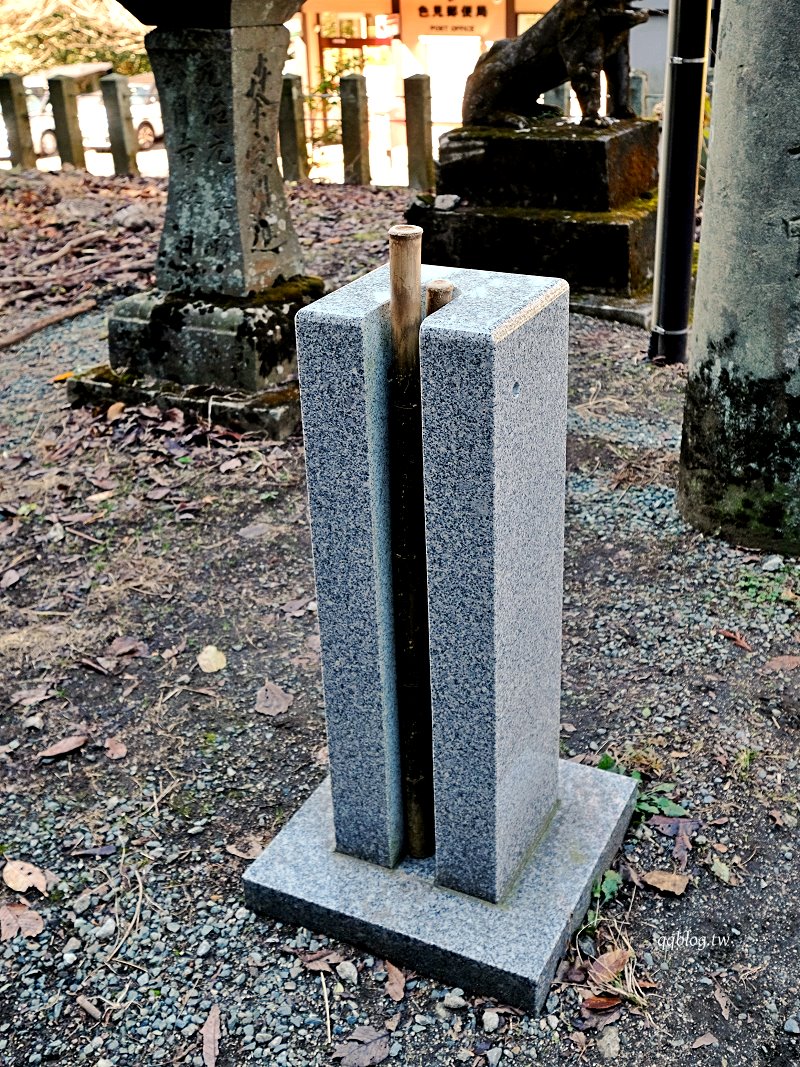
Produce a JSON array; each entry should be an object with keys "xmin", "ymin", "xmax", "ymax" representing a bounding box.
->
[{"xmin": 388, "ymin": 224, "xmax": 435, "ymax": 858}]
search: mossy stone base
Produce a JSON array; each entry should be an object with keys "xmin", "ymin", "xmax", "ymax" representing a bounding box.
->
[
  {"xmin": 406, "ymin": 197, "xmax": 657, "ymax": 296},
  {"xmin": 438, "ymin": 120, "xmax": 659, "ymax": 212},
  {"xmin": 66, "ymin": 364, "xmax": 301, "ymax": 438},
  {"xmin": 679, "ymin": 365, "xmax": 800, "ymax": 553},
  {"xmin": 108, "ymin": 275, "xmax": 324, "ymax": 392}
]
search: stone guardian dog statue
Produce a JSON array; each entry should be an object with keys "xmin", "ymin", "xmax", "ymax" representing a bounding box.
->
[{"xmin": 462, "ymin": 0, "xmax": 648, "ymax": 128}]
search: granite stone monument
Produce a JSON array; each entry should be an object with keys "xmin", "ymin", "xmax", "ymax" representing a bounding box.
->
[{"xmin": 244, "ymin": 260, "xmax": 637, "ymax": 1010}]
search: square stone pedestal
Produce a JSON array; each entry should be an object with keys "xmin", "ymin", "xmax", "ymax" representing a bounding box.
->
[
  {"xmin": 108, "ymin": 275, "xmax": 324, "ymax": 392},
  {"xmin": 406, "ymin": 197, "xmax": 657, "ymax": 296},
  {"xmin": 437, "ymin": 120, "xmax": 659, "ymax": 211},
  {"xmin": 408, "ymin": 117, "xmax": 659, "ymax": 298},
  {"xmin": 244, "ymin": 761, "xmax": 637, "ymax": 1014}
]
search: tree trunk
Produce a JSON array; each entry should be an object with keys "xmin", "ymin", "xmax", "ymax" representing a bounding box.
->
[{"xmin": 678, "ymin": 0, "xmax": 800, "ymax": 553}]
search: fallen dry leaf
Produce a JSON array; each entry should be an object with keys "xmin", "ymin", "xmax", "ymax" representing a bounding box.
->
[
  {"xmin": 649, "ymin": 815, "xmax": 701, "ymax": 870},
  {"xmin": 717, "ymin": 629, "xmax": 753, "ymax": 652},
  {"xmin": 107, "ymin": 636, "xmax": 149, "ymax": 658},
  {"xmin": 579, "ymin": 1006, "xmax": 622, "ymax": 1031},
  {"xmin": 3, "ymin": 859, "xmax": 48, "ymax": 895},
  {"xmin": 225, "ymin": 838, "xmax": 264, "ymax": 861},
  {"xmin": 35, "ymin": 734, "xmax": 88, "ymax": 761},
  {"xmin": 384, "ymin": 960, "xmax": 406, "ymax": 1002},
  {"xmin": 642, "ymin": 870, "xmax": 689, "ymax": 896},
  {"xmin": 0, "ymin": 902, "xmax": 44, "ymax": 940},
  {"xmin": 238, "ymin": 522, "xmax": 271, "ymax": 540},
  {"xmin": 10, "ymin": 685, "xmax": 54, "ymax": 707},
  {"xmin": 255, "ymin": 680, "xmax": 294, "ymax": 716},
  {"xmin": 764, "ymin": 655, "xmax": 800, "ymax": 673},
  {"xmin": 104, "ymin": 736, "xmax": 127, "ymax": 760},
  {"xmin": 714, "ymin": 984, "xmax": 731, "ymax": 1021},
  {"xmin": 587, "ymin": 948, "xmax": 630, "ymax": 985},
  {"xmin": 691, "ymin": 1032, "xmax": 719, "ymax": 1049},
  {"xmin": 581, "ymin": 995, "xmax": 622, "ymax": 1011},
  {"xmin": 1, "ymin": 568, "xmax": 21, "ymax": 588},
  {"xmin": 302, "ymin": 949, "xmax": 345, "ymax": 973},
  {"xmin": 200, "ymin": 1003, "xmax": 221, "ymax": 1067},
  {"xmin": 197, "ymin": 645, "xmax": 226, "ymax": 673},
  {"xmin": 333, "ymin": 1027, "xmax": 390, "ymax": 1067},
  {"xmin": 710, "ymin": 855, "xmax": 734, "ymax": 885}
]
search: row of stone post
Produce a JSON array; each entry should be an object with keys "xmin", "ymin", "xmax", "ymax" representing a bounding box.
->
[
  {"xmin": 278, "ymin": 71, "xmax": 435, "ymax": 191},
  {"xmin": 0, "ymin": 70, "xmax": 140, "ymax": 175}
]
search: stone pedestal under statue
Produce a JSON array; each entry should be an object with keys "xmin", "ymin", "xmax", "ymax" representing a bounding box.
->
[{"xmin": 407, "ymin": 118, "xmax": 659, "ymax": 297}]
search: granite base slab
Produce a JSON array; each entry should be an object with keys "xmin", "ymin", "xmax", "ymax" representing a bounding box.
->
[
  {"xmin": 244, "ymin": 760, "xmax": 637, "ymax": 1013},
  {"xmin": 405, "ymin": 199, "xmax": 657, "ymax": 297}
]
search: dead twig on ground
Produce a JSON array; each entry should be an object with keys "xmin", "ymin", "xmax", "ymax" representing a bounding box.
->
[{"xmin": 0, "ymin": 299, "xmax": 97, "ymax": 350}]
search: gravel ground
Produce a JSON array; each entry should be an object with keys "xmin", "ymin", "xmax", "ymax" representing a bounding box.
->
[{"xmin": 1, "ymin": 177, "xmax": 800, "ymax": 1067}]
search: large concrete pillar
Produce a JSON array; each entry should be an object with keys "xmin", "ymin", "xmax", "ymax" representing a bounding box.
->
[{"xmin": 678, "ymin": 1, "xmax": 800, "ymax": 552}]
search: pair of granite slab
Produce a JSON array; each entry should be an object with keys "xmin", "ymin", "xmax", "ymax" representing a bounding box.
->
[{"xmin": 244, "ymin": 264, "xmax": 636, "ymax": 1013}]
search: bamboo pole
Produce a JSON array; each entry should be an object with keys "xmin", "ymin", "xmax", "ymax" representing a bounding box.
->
[
  {"xmin": 387, "ymin": 223, "xmax": 435, "ymax": 859},
  {"xmin": 425, "ymin": 278, "xmax": 455, "ymax": 316}
]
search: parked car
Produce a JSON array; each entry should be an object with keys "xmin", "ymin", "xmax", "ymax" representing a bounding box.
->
[{"xmin": 0, "ymin": 73, "xmax": 163, "ymax": 159}]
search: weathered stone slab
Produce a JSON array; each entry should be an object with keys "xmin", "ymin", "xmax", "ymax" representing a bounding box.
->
[
  {"xmin": 437, "ymin": 120, "xmax": 659, "ymax": 212},
  {"xmin": 244, "ymin": 762, "xmax": 637, "ymax": 1013},
  {"xmin": 419, "ymin": 270, "xmax": 568, "ymax": 902},
  {"xmin": 406, "ymin": 196, "xmax": 657, "ymax": 296},
  {"xmin": 108, "ymin": 276, "xmax": 323, "ymax": 391},
  {"xmin": 146, "ymin": 25, "xmax": 303, "ymax": 295}
]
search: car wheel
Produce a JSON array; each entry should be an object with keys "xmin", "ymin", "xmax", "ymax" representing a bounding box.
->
[
  {"xmin": 136, "ymin": 122, "xmax": 155, "ymax": 150},
  {"xmin": 39, "ymin": 129, "xmax": 57, "ymax": 156}
]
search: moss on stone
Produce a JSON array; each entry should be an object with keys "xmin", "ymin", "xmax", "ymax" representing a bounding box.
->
[
  {"xmin": 448, "ymin": 118, "xmax": 658, "ymax": 142},
  {"xmin": 679, "ymin": 360, "xmax": 800, "ymax": 552}
]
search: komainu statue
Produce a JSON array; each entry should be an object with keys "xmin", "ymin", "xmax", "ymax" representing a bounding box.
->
[{"xmin": 462, "ymin": 0, "xmax": 648, "ymax": 129}]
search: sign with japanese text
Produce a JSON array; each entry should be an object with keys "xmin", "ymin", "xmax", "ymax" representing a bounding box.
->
[{"xmin": 400, "ymin": 0, "xmax": 506, "ymax": 38}]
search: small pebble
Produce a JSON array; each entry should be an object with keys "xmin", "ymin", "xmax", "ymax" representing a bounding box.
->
[
  {"xmin": 483, "ymin": 1009, "xmax": 500, "ymax": 1033},
  {"xmin": 335, "ymin": 960, "xmax": 358, "ymax": 986}
]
